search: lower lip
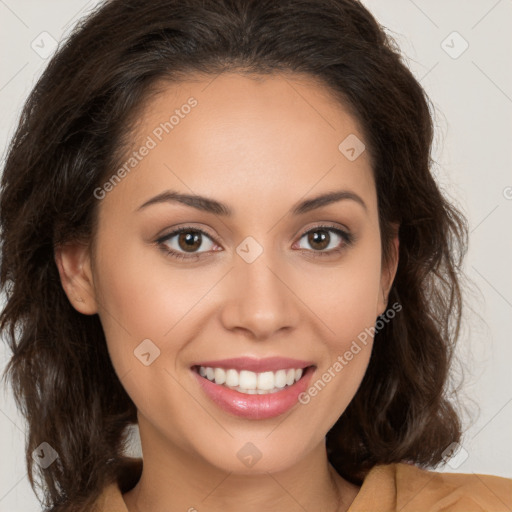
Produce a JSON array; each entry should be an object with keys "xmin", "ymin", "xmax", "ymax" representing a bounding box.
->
[{"xmin": 192, "ymin": 366, "xmax": 315, "ymax": 420}]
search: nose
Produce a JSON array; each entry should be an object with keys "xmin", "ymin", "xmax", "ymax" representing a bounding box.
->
[{"xmin": 219, "ymin": 248, "xmax": 301, "ymax": 340}]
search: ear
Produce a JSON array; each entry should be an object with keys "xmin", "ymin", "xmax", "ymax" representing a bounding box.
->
[
  {"xmin": 54, "ymin": 241, "xmax": 98, "ymax": 315},
  {"xmin": 377, "ymin": 224, "xmax": 400, "ymax": 317}
]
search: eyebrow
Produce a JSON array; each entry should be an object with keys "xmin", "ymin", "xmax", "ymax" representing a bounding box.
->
[{"xmin": 136, "ymin": 189, "xmax": 367, "ymax": 216}]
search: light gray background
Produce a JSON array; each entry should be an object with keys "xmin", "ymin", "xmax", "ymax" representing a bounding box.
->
[{"xmin": 1, "ymin": 1, "xmax": 511, "ymax": 510}]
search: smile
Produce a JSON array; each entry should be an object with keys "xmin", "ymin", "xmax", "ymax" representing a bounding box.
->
[
  {"xmin": 194, "ymin": 365, "xmax": 305, "ymax": 394},
  {"xmin": 191, "ymin": 364, "xmax": 316, "ymax": 420}
]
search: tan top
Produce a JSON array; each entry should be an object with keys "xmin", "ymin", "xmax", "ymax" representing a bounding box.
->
[{"xmin": 93, "ymin": 458, "xmax": 512, "ymax": 511}]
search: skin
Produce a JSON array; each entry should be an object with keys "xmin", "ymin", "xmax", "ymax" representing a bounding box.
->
[{"xmin": 55, "ymin": 71, "xmax": 399, "ymax": 512}]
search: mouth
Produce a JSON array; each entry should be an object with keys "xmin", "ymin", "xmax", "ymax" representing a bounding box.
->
[
  {"xmin": 191, "ymin": 363, "xmax": 317, "ymax": 419},
  {"xmin": 191, "ymin": 364, "xmax": 316, "ymax": 395}
]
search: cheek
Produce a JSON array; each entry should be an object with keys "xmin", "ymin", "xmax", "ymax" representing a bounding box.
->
[
  {"xmin": 297, "ymin": 251, "xmax": 381, "ymax": 430},
  {"xmin": 301, "ymin": 232, "xmax": 383, "ymax": 342},
  {"xmin": 299, "ymin": 229, "xmax": 382, "ymax": 405},
  {"xmin": 92, "ymin": 229, "xmax": 199, "ymax": 371}
]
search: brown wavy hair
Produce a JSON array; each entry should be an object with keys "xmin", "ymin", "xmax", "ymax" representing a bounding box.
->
[{"xmin": 0, "ymin": 0, "xmax": 469, "ymax": 510}]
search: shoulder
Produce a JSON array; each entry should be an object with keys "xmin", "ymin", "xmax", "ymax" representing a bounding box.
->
[
  {"xmin": 394, "ymin": 463, "xmax": 512, "ymax": 511},
  {"xmin": 348, "ymin": 462, "xmax": 512, "ymax": 512}
]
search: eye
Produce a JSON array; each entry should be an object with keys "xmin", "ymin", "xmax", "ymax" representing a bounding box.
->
[
  {"xmin": 156, "ymin": 226, "xmax": 218, "ymax": 261},
  {"xmin": 294, "ymin": 224, "xmax": 354, "ymax": 257}
]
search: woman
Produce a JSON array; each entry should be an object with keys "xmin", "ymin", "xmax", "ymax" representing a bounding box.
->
[{"xmin": 1, "ymin": 0, "xmax": 510, "ymax": 511}]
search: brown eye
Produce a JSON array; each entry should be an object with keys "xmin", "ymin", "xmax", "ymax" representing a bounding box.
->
[
  {"xmin": 306, "ymin": 229, "xmax": 330, "ymax": 251},
  {"xmin": 177, "ymin": 231, "xmax": 203, "ymax": 252},
  {"xmin": 157, "ymin": 227, "xmax": 217, "ymax": 259},
  {"xmin": 296, "ymin": 225, "xmax": 354, "ymax": 255}
]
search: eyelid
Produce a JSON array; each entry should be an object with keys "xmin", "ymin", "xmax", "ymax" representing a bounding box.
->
[{"xmin": 296, "ymin": 221, "xmax": 351, "ymax": 239}]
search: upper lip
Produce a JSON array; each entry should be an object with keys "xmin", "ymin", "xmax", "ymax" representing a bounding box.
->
[{"xmin": 191, "ymin": 356, "xmax": 315, "ymax": 373}]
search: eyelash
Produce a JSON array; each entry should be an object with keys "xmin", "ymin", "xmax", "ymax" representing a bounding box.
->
[{"xmin": 156, "ymin": 224, "xmax": 354, "ymax": 262}]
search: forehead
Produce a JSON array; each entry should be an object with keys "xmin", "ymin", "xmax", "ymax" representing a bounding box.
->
[{"xmin": 101, "ymin": 71, "xmax": 376, "ymax": 218}]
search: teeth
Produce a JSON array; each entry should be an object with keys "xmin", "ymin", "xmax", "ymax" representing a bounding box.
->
[
  {"xmin": 197, "ymin": 365, "xmax": 306, "ymax": 393},
  {"xmin": 214, "ymin": 367, "xmax": 226, "ymax": 385}
]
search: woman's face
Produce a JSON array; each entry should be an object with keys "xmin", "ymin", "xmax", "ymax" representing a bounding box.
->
[{"xmin": 60, "ymin": 72, "xmax": 397, "ymax": 474}]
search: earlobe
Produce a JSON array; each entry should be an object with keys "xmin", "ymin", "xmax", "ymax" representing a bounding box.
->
[{"xmin": 54, "ymin": 241, "xmax": 98, "ymax": 315}]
